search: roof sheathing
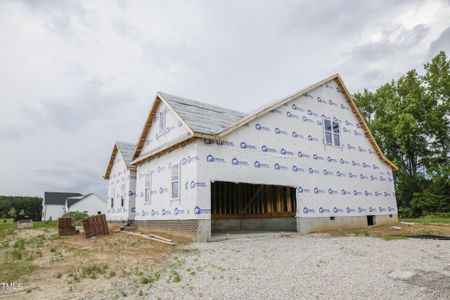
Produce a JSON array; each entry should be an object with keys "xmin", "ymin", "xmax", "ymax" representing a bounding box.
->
[{"xmin": 130, "ymin": 74, "xmax": 398, "ymax": 172}]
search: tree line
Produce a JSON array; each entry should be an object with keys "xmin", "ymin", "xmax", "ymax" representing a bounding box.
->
[
  {"xmin": 0, "ymin": 196, "xmax": 42, "ymax": 220},
  {"xmin": 353, "ymin": 51, "xmax": 450, "ymax": 217}
]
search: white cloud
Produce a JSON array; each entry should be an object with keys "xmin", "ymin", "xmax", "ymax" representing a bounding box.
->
[{"xmin": 0, "ymin": 0, "xmax": 449, "ymax": 197}]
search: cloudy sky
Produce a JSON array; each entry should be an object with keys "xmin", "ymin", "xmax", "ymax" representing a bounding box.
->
[{"xmin": 0, "ymin": 0, "xmax": 449, "ymax": 198}]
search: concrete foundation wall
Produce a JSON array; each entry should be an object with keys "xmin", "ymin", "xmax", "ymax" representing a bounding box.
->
[
  {"xmin": 135, "ymin": 219, "xmax": 211, "ymax": 242},
  {"xmin": 212, "ymin": 218, "xmax": 297, "ymax": 232},
  {"xmin": 297, "ymin": 214, "xmax": 398, "ymax": 233}
]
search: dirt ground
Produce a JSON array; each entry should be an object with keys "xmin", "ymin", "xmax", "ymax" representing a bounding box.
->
[
  {"xmin": 1, "ymin": 221, "xmax": 449, "ymax": 299},
  {"xmin": 0, "ymin": 224, "xmax": 192, "ymax": 300}
]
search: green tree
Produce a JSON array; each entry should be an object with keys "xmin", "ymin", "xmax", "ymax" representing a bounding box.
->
[{"xmin": 8, "ymin": 207, "xmax": 16, "ymax": 219}]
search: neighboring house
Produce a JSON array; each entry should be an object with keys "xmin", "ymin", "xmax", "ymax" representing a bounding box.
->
[
  {"xmin": 103, "ymin": 142, "xmax": 137, "ymax": 222},
  {"xmin": 64, "ymin": 193, "xmax": 107, "ymax": 216},
  {"xmin": 42, "ymin": 192, "xmax": 82, "ymax": 221},
  {"xmin": 109, "ymin": 74, "xmax": 399, "ymax": 241}
]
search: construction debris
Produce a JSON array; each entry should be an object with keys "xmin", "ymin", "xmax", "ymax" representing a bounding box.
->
[
  {"xmin": 82, "ymin": 214, "xmax": 109, "ymax": 238},
  {"xmin": 122, "ymin": 231, "xmax": 175, "ymax": 246},
  {"xmin": 391, "ymin": 226, "xmax": 401, "ymax": 230},
  {"xmin": 58, "ymin": 218, "xmax": 79, "ymax": 236}
]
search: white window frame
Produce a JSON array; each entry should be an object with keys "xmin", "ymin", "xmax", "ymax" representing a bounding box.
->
[
  {"xmin": 171, "ymin": 163, "xmax": 181, "ymax": 200},
  {"xmin": 159, "ymin": 110, "xmax": 166, "ymax": 134},
  {"xmin": 323, "ymin": 117, "xmax": 341, "ymax": 147},
  {"xmin": 145, "ymin": 173, "xmax": 152, "ymax": 203}
]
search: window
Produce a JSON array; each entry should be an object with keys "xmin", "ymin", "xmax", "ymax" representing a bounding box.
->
[
  {"xmin": 145, "ymin": 173, "xmax": 152, "ymax": 203},
  {"xmin": 121, "ymin": 183, "xmax": 126, "ymax": 207},
  {"xmin": 159, "ymin": 110, "xmax": 166, "ymax": 134},
  {"xmin": 171, "ymin": 163, "xmax": 180, "ymax": 200},
  {"xmin": 323, "ymin": 117, "xmax": 341, "ymax": 146},
  {"xmin": 111, "ymin": 186, "xmax": 115, "ymax": 208}
]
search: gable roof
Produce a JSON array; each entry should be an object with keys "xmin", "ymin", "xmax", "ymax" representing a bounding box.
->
[
  {"xmin": 44, "ymin": 192, "xmax": 82, "ymax": 206},
  {"xmin": 104, "ymin": 141, "xmax": 137, "ymax": 180},
  {"xmin": 132, "ymin": 92, "xmax": 246, "ymax": 160},
  {"xmin": 131, "ymin": 74, "xmax": 398, "ymax": 171},
  {"xmin": 158, "ymin": 92, "xmax": 247, "ymax": 135},
  {"xmin": 66, "ymin": 193, "xmax": 105, "ymax": 207}
]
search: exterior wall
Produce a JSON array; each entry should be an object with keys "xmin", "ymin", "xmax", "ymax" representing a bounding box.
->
[
  {"xmin": 297, "ymin": 214, "xmax": 399, "ymax": 233},
  {"xmin": 42, "ymin": 204, "xmax": 65, "ymax": 221},
  {"xmin": 106, "ymin": 152, "xmax": 136, "ymax": 221},
  {"xmin": 196, "ymin": 78, "xmax": 397, "ymax": 220},
  {"xmin": 139, "ymin": 102, "xmax": 190, "ymax": 157},
  {"xmin": 134, "ymin": 143, "xmax": 201, "ymax": 221},
  {"xmin": 212, "ymin": 218, "xmax": 297, "ymax": 232},
  {"xmin": 68, "ymin": 194, "xmax": 107, "ymax": 216}
]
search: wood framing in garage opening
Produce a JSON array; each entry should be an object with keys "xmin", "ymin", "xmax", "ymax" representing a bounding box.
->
[{"xmin": 211, "ymin": 181, "xmax": 296, "ymax": 219}]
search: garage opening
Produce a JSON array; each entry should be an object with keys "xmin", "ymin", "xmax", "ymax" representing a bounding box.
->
[
  {"xmin": 367, "ymin": 215, "xmax": 375, "ymax": 226},
  {"xmin": 211, "ymin": 181, "xmax": 297, "ymax": 233}
]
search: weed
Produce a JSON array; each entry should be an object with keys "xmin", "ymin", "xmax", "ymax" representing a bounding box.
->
[
  {"xmin": 141, "ymin": 272, "xmax": 160, "ymax": 285},
  {"xmin": 11, "ymin": 249, "xmax": 23, "ymax": 260},
  {"xmin": 382, "ymin": 235, "xmax": 408, "ymax": 241},
  {"xmin": 81, "ymin": 263, "xmax": 108, "ymax": 279},
  {"xmin": 168, "ymin": 270, "xmax": 181, "ymax": 283},
  {"xmin": 13, "ymin": 239, "xmax": 26, "ymax": 250}
]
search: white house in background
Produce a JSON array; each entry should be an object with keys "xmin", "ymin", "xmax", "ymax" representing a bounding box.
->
[
  {"xmin": 42, "ymin": 192, "xmax": 82, "ymax": 221},
  {"xmin": 103, "ymin": 141, "xmax": 137, "ymax": 222},
  {"xmin": 64, "ymin": 193, "xmax": 107, "ymax": 216}
]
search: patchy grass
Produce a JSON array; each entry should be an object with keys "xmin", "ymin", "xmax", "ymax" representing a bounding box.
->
[
  {"xmin": 0, "ymin": 224, "xmax": 190, "ymax": 299},
  {"xmin": 382, "ymin": 235, "xmax": 408, "ymax": 241},
  {"xmin": 400, "ymin": 216, "xmax": 450, "ymax": 225}
]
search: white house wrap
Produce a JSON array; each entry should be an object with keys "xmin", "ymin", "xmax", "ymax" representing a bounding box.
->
[{"xmin": 105, "ymin": 74, "xmax": 399, "ymax": 241}]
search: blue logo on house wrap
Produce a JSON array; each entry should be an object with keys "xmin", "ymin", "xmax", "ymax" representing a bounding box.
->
[
  {"xmin": 340, "ymin": 103, "xmax": 349, "ymax": 110},
  {"xmin": 286, "ymin": 111, "xmax": 299, "ymax": 119},
  {"xmin": 261, "ymin": 145, "xmax": 276, "ymax": 153},
  {"xmin": 347, "ymin": 144, "xmax": 356, "ymax": 150},
  {"xmin": 341, "ymin": 189, "xmax": 350, "ymax": 195},
  {"xmin": 317, "ymin": 97, "xmax": 326, "ymax": 104},
  {"xmin": 274, "ymin": 163, "xmax": 288, "ymax": 170},
  {"xmin": 358, "ymin": 146, "xmax": 367, "ymax": 152},
  {"xmin": 388, "ymin": 206, "xmax": 395, "ymax": 212},
  {"xmin": 336, "ymin": 171, "xmax": 347, "ymax": 177},
  {"xmin": 240, "ymin": 141, "xmax": 256, "ymax": 149},
  {"xmin": 206, "ymin": 154, "xmax": 225, "ymax": 163},
  {"xmin": 319, "ymin": 207, "xmax": 330, "ymax": 213},
  {"xmin": 254, "ymin": 160, "xmax": 269, "ymax": 168},
  {"xmin": 328, "ymin": 188, "xmax": 338, "ymax": 195},
  {"xmin": 174, "ymin": 208, "xmax": 185, "ymax": 215},
  {"xmin": 292, "ymin": 103, "xmax": 304, "ymax": 111},
  {"xmin": 307, "ymin": 109, "xmax": 318, "ymax": 117},
  {"xmin": 308, "ymin": 135, "xmax": 319, "ymax": 142},
  {"xmin": 340, "ymin": 158, "xmax": 349, "ymax": 164},
  {"xmin": 370, "ymin": 175, "xmax": 378, "ymax": 181},
  {"xmin": 298, "ymin": 151, "xmax": 310, "ymax": 158},
  {"xmin": 328, "ymin": 99, "xmax": 338, "ymax": 106},
  {"xmin": 314, "ymin": 187, "xmax": 325, "ymax": 194},
  {"xmin": 194, "ymin": 206, "xmax": 211, "ymax": 215},
  {"xmin": 308, "ymin": 168, "xmax": 320, "ymax": 174},
  {"xmin": 274, "ymin": 127, "xmax": 287, "ymax": 135},
  {"xmin": 232, "ymin": 157, "xmax": 249, "ymax": 166},
  {"xmin": 297, "ymin": 186, "xmax": 310, "ymax": 193},
  {"xmin": 303, "ymin": 207, "xmax": 316, "ymax": 214},
  {"xmin": 353, "ymin": 190, "xmax": 362, "ymax": 196},
  {"xmin": 292, "ymin": 131, "xmax": 304, "ymax": 139},
  {"xmin": 292, "ymin": 165, "xmax": 304, "ymax": 172},
  {"xmin": 346, "ymin": 207, "xmax": 356, "ymax": 213},
  {"xmin": 379, "ymin": 207, "xmax": 386, "ymax": 213},
  {"xmin": 271, "ymin": 109, "xmax": 283, "ymax": 114},
  {"xmin": 302, "ymin": 116, "xmax": 314, "ymax": 123},
  {"xmin": 151, "ymin": 209, "xmax": 159, "ymax": 216},
  {"xmin": 327, "ymin": 156, "xmax": 337, "ymax": 163},
  {"xmin": 352, "ymin": 160, "xmax": 360, "ymax": 167},
  {"xmin": 323, "ymin": 169, "xmax": 334, "ymax": 176},
  {"xmin": 333, "ymin": 207, "xmax": 343, "ymax": 213},
  {"xmin": 358, "ymin": 207, "xmax": 367, "ymax": 213},
  {"xmin": 364, "ymin": 191, "xmax": 373, "ymax": 196},
  {"xmin": 360, "ymin": 174, "xmax": 368, "ymax": 180},
  {"xmin": 280, "ymin": 148, "xmax": 294, "ymax": 155},
  {"xmin": 369, "ymin": 207, "xmax": 377, "ymax": 213},
  {"xmin": 313, "ymin": 154, "xmax": 324, "ymax": 160},
  {"xmin": 255, "ymin": 123, "xmax": 270, "ymax": 131}
]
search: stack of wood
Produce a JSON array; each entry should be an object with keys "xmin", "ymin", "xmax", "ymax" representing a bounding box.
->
[
  {"xmin": 82, "ymin": 214, "xmax": 109, "ymax": 238},
  {"xmin": 58, "ymin": 218, "xmax": 79, "ymax": 236}
]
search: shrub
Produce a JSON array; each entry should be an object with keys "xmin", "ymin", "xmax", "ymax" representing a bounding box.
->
[{"xmin": 62, "ymin": 211, "xmax": 89, "ymax": 221}]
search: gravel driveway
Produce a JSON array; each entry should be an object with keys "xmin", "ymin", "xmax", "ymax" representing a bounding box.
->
[{"xmin": 100, "ymin": 233, "xmax": 450, "ymax": 299}]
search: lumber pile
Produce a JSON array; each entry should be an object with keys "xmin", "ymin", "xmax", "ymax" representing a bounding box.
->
[
  {"xmin": 121, "ymin": 231, "xmax": 175, "ymax": 246},
  {"xmin": 58, "ymin": 218, "xmax": 79, "ymax": 236},
  {"xmin": 82, "ymin": 214, "xmax": 109, "ymax": 238}
]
